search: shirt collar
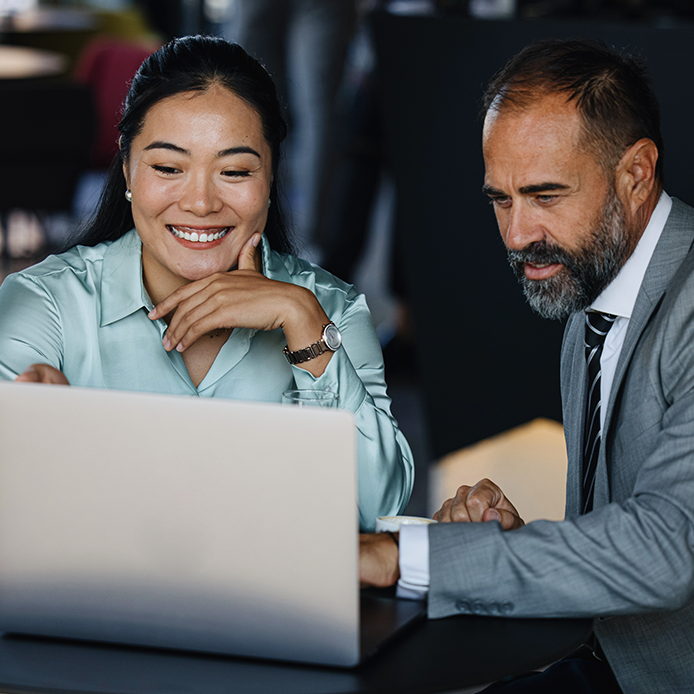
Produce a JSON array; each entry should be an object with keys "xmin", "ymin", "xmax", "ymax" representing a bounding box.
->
[
  {"xmin": 590, "ymin": 191, "xmax": 671, "ymax": 319},
  {"xmin": 100, "ymin": 229, "xmax": 151, "ymax": 327},
  {"xmin": 260, "ymin": 233, "xmax": 293, "ymax": 283}
]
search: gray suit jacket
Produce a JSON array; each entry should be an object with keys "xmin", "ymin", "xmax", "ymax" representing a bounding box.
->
[{"xmin": 428, "ymin": 198, "xmax": 694, "ymax": 694}]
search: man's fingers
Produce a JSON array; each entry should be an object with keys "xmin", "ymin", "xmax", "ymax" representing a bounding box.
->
[
  {"xmin": 483, "ymin": 507, "xmax": 525, "ymax": 530},
  {"xmin": 15, "ymin": 364, "xmax": 69, "ymax": 385},
  {"xmin": 433, "ymin": 499, "xmax": 452, "ymax": 522},
  {"xmin": 237, "ymin": 233, "xmax": 261, "ymax": 272},
  {"xmin": 434, "ymin": 479, "xmax": 525, "ymax": 529}
]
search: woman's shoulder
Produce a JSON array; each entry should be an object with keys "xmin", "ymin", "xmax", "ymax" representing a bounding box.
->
[{"xmin": 13, "ymin": 230, "xmax": 137, "ymax": 287}]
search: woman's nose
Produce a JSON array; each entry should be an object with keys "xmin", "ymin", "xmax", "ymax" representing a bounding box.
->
[{"xmin": 179, "ymin": 176, "xmax": 223, "ymax": 216}]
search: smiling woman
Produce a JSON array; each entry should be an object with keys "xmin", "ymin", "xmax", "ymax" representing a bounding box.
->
[{"xmin": 0, "ymin": 36, "xmax": 414, "ymax": 531}]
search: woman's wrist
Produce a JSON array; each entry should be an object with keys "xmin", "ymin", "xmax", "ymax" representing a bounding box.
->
[
  {"xmin": 281, "ymin": 286, "xmax": 330, "ymax": 351},
  {"xmin": 280, "ymin": 286, "xmax": 333, "ymax": 376}
]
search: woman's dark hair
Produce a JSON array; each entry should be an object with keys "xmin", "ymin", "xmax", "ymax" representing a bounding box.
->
[{"xmin": 71, "ymin": 35, "xmax": 294, "ymax": 254}]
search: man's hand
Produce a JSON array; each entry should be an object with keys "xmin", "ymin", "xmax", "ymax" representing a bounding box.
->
[
  {"xmin": 433, "ymin": 478, "xmax": 524, "ymax": 530},
  {"xmin": 359, "ymin": 533, "xmax": 400, "ymax": 588},
  {"xmin": 15, "ymin": 364, "xmax": 70, "ymax": 385}
]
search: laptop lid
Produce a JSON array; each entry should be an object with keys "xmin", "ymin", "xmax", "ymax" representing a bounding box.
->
[{"xmin": 0, "ymin": 382, "xmax": 365, "ymax": 666}]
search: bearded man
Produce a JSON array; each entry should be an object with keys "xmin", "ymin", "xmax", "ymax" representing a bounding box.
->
[{"xmin": 360, "ymin": 38, "xmax": 694, "ymax": 693}]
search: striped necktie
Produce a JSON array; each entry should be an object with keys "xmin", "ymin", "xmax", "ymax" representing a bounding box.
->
[{"xmin": 582, "ymin": 311, "xmax": 617, "ymax": 514}]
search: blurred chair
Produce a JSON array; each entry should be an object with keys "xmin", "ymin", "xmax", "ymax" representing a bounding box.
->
[
  {"xmin": 429, "ymin": 419, "xmax": 567, "ymax": 522},
  {"xmin": 0, "ymin": 81, "xmax": 95, "ymax": 254},
  {"xmin": 73, "ymin": 38, "xmax": 158, "ymax": 169}
]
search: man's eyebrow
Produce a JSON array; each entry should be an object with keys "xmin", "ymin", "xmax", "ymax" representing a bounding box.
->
[
  {"xmin": 519, "ymin": 182, "xmax": 570, "ymax": 194},
  {"xmin": 482, "ymin": 184, "xmax": 505, "ymax": 196},
  {"xmin": 482, "ymin": 182, "xmax": 571, "ymax": 197}
]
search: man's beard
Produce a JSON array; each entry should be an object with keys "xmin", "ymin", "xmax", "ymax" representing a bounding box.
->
[{"xmin": 507, "ymin": 190, "xmax": 632, "ymax": 321}]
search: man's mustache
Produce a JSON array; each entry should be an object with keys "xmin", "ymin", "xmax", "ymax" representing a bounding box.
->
[{"xmin": 507, "ymin": 241, "xmax": 577, "ymax": 271}]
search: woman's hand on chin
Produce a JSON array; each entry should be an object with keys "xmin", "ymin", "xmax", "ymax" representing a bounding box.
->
[
  {"xmin": 148, "ymin": 233, "xmax": 334, "ymax": 377},
  {"xmin": 16, "ymin": 364, "xmax": 70, "ymax": 385}
]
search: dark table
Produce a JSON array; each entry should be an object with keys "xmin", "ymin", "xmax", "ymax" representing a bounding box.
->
[{"xmin": 0, "ymin": 611, "xmax": 592, "ymax": 694}]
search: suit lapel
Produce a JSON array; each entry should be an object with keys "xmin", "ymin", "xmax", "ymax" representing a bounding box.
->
[{"xmin": 596, "ymin": 199, "xmax": 694, "ymax": 506}]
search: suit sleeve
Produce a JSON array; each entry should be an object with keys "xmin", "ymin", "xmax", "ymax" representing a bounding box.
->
[{"xmin": 428, "ymin": 278, "xmax": 694, "ymax": 620}]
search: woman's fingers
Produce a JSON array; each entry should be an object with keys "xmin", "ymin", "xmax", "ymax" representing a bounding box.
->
[
  {"xmin": 15, "ymin": 363, "xmax": 70, "ymax": 385},
  {"xmin": 159, "ymin": 273, "xmax": 289, "ymax": 352},
  {"xmin": 237, "ymin": 233, "xmax": 261, "ymax": 271},
  {"xmin": 149, "ymin": 234, "xmax": 263, "ymax": 324},
  {"xmin": 148, "ymin": 277, "xmax": 212, "ymax": 322}
]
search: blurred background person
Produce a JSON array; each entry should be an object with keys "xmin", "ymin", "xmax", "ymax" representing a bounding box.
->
[{"xmin": 222, "ymin": 0, "xmax": 358, "ymax": 260}]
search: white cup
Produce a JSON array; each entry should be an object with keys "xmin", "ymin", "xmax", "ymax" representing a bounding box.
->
[{"xmin": 375, "ymin": 515, "xmax": 437, "ymax": 532}]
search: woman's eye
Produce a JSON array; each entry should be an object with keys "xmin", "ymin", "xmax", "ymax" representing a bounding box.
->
[
  {"xmin": 152, "ymin": 165, "xmax": 179, "ymax": 175},
  {"xmin": 222, "ymin": 170, "xmax": 251, "ymax": 178}
]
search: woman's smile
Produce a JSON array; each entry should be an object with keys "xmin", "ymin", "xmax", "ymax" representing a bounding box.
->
[{"xmin": 167, "ymin": 224, "xmax": 231, "ymax": 247}]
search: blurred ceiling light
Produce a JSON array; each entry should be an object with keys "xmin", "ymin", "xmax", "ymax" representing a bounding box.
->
[
  {"xmin": 205, "ymin": 0, "xmax": 233, "ymax": 23},
  {"xmin": 0, "ymin": 0, "xmax": 37, "ymax": 18}
]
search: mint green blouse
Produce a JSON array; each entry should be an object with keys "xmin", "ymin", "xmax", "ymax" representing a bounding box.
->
[{"xmin": 0, "ymin": 230, "xmax": 414, "ymax": 530}]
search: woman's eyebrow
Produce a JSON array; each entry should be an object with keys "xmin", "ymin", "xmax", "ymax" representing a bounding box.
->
[
  {"xmin": 143, "ymin": 141, "xmax": 188, "ymax": 154},
  {"xmin": 141, "ymin": 143, "xmax": 261, "ymax": 159},
  {"xmin": 217, "ymin": 146, "xmax": 261, "ymax": 158}
]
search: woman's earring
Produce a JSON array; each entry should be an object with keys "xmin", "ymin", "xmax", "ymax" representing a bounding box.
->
[
  {"xmin": 267, "ymin": 198, "xmax": 271, "ymax": 208},
  {"xmin": 125, "ymin": 189, "xmax": 133, "ymax": 203}
]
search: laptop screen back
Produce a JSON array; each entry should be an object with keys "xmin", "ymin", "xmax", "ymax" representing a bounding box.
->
[{"xmin": 0, "ymin": 382, "xmax": 360, "ymax": 666}]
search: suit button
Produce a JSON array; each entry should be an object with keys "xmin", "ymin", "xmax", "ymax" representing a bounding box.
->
[
  {"xmin": 472, "ymin": 600, "xmax": 485, "ymax": 614},
  {"xmin": 500, "ymin": 601, "xmax": 514, "ymax": 615},
  {"xmin": 455, "ymin": 599, "xmax": 471, "ymax": 613}
]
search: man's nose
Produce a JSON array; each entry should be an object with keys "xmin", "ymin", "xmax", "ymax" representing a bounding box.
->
[
  {"xmin": 502, "ymin": 203, "xmax": 545, "ymax": 251},
  {"xmin": 179, "ymin": 176, "xmax": 223, "ymax": 216}
]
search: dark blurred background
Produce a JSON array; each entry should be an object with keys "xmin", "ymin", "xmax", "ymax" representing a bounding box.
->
[{"xmin": 2, "ymin": 0, "xmax": 694, "ymax": 516}]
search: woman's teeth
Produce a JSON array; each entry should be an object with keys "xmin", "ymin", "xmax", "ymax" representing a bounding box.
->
[{"xmin": 168, "ymin": 226, "xmax": 229, "ymax": 242}]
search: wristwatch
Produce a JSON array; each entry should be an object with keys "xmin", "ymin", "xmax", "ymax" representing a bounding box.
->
[{"xmin": 283, "ymin": 323, "xmax": 342, "ymax": 365}]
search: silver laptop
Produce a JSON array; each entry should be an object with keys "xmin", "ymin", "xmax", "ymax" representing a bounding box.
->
[{"xmin": 0, "ymin": 382, "xmax": 423, "ymax": 667}]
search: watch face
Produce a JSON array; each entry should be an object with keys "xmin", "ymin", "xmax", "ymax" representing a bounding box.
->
[{"xmin": 324, "ymin": 324, "xmax": 342, "ymax": 351}]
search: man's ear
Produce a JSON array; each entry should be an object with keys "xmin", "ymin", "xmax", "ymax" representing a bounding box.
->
[{"xmin": 615, "ymin": 138, "xmax": 659, "ymax": 217}]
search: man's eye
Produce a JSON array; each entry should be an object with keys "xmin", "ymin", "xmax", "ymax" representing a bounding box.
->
[
  {"xmin": 489, "ymin": 196, "xmax": 511, "ymax": 208},
  {"xmin": 152, "ymin": 165, "xmax": 179, "ymax": 175},
  {"xmin": 537, "ymin": 195, "xmax": 557, "ymax": 203}
]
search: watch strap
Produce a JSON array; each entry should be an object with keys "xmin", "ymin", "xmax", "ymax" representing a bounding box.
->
[
  {"xmin": 283, "ymin": 339, "xmax": 330, "ymax": 365},
  {"xmin": 283, "ymin": 323, "xmax": 339, "ymax": 365}
]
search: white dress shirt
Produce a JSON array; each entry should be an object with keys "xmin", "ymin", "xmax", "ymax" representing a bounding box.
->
[{"xmin": 397, "ymin": 192, "xmax": 672, "ymax": 599}]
